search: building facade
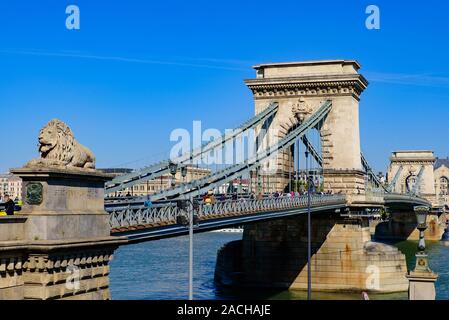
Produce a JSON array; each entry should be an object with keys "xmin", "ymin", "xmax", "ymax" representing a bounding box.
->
[
  {"xmin": 434, "ymin": 157, "xmax": 449, "ymax": 208},
  {"xmin": 0, "ymin": 173, "xmax": 22, "ymax": 200}
]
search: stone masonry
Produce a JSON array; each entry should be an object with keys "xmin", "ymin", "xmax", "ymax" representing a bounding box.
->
[
  {"xmin": 245, "ymin": 60, "xmax": 368, "ymax": 199},
  {"xmin": 216, "ymin": 214, "xmax": 409, "ymax": 293}
]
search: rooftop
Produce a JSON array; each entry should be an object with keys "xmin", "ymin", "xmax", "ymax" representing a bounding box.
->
[
  {"xmin": 252, "ymin": 59, "xmax": 361, "ymax": 70},
  {"xmin": 247, "ymin": 59, "xmax": 367, "ymax": 87},
  {"xmin": 435, "ymin": 157, "xmax": 449, "ymax": 169}
]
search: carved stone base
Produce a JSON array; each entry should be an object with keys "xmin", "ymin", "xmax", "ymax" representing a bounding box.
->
[
  {"xmin": 0, "ymin": 250, "xmax": 26, "ymax": 300},
  {"xmin": 22, "ymin": 240, "xmax": 119, "ymax": 300},
  {"xmin": 407, "ymin": 271, "xmax": 438, "ymax": 300},
  {"xmin": 0, "ymin": 166, "xmax": 128, "ymax": 300}
]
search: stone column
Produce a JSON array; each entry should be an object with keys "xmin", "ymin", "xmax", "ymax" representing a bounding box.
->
[
  {"xmin": 9, "ymin": 167, "xmax": 127, "ymax": 300},
  {"xmin": 407, "ymin": 272, "xmax": 438, "ymax": 300},
  {"xmin": 245, "ymin": 60, "xmax": 368, "ymax": 198}
]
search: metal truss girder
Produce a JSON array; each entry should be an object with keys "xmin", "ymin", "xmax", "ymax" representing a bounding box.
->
[
  {"xmin": 105, "ymin": 102, "xmax": 279, "ymax": 193},
  {"xmin": 361, "ymin": 152, "xmax": 386, "ymax": 190},
  {"xmin": 147, "ymin": 100, "xmax": 332, "ymax": 201},
  {"xmin": 175, "ymin": 101, "xmax": 279, "ymax": 164},
  {"xmin": 105, "ymin": 162, "xmax": 173, "ymax": 194},
  {"xmin": 411, "ymin": 165, "xmax": 425, "ymax": 196},
  {"xmin": 255, "ymin": 110, "xmax": 276, "ymax": 152},
  {"xmin": 108, "ymin": 193, "xmax": 347, "ymax": 234},
  {"xmin": 301, "ymin": 135, "xmax": 322, "ymax": 167},
  {"xmin": 386, "ymin": 165, "xmax": 403, "ymax": 193}
]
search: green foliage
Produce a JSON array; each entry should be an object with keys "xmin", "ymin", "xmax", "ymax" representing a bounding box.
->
[{"xmin": 380, "ymin": 208, "xmax": 389, "ymax": 220}]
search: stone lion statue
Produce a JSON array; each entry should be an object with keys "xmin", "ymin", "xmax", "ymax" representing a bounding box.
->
[{"xmin": 26, "ymin": 119, "xmax": 96, "ymax": 170}]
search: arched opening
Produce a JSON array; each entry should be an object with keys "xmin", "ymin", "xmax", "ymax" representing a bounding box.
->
[
  {"xmin": 281, "ymin": 114, "xmax": 324, "ymax": 194},
  {"xmin": 404, "ymin": 174, "xmax": 417, "ymax": 193},
  {"xmin": 439, "ymin": 177, "xmax": 449, "ymax": 195}
]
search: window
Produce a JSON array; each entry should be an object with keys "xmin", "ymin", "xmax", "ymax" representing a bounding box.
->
[{"xmin": 440, "ymin": 177, "xmax": 449, "ymax": 195}]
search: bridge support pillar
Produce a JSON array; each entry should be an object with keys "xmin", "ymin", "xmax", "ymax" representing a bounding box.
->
[
  {"xmin": 375, "ymin": 210, "xmax": 445, "ymax": 241},
  {"xmin": 216, "ymin": 213, "xmax": 409, "ymax": 293},
  {"xmin": 0, "ymin": 167, "xmax": 127, "ymax": 300}
]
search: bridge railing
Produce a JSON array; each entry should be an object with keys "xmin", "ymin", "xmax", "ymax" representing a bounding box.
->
[{"xmin": 108, "ymin": 193, "xmax": 347, "ymax": 231}]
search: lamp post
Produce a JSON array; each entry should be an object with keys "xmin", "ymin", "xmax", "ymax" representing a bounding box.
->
[
  {"xmin": 305, "ymin": 150, "xmax": 312, "ymax": 300},
  {"xmin": 406, "ymin": 205, "xmax": 438, "ymax": 300},
  {"xmin": 188, "ymin": 195, "xmax": 194, "ymax": 300},
  {"xmin": 177, "ymin": 197, "xmax": 198, "ymax": 300},
  {"xmin": 415, "ymin": 206, "xmax": 428, "ymax": 263}
]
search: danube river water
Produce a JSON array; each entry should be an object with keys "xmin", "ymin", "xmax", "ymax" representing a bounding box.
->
[{"xmin": 109, "ymin": 232, "xmax": 449, "ymax": 300}]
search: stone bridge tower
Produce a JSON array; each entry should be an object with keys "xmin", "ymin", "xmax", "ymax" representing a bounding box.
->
[
  {"xmin": 245, "ymin": 60, "xmax": 368, "ymax": 197},
  {"xmin": 375, "ymin": 150, "xmax": 444, "ymax": 241},
  {"xmin": 388, "ymin": 151, "xmax": 437, "ymax": 204}
]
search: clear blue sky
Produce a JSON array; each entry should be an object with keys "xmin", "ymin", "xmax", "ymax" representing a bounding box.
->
[{"xmin": 1, "ymin": 0, "xmax": 448, "ymax": 173}]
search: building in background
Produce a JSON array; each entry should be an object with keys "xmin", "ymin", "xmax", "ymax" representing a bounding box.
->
[
  {"xmin": 434, "ymin": 157, "xmax": 449, "ymax": 208},
  {"xmin": 0, "ymin": 173, "xmax": 22, "ymax": 200},
  {"xmin": 100, "ymin": 165, "xmax": 211, "ymax": 197},
  {"xmin": 218, "ymin": 178, "xmax": 250, "ymax": 194}
]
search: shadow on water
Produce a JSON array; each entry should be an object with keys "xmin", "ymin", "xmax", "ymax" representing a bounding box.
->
[{"xmin": 109, "ymin": 232, "xmax": 447, "ymax": 300}]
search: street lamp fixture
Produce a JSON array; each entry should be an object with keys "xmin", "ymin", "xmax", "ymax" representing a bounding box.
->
[
  {"xmin": 413, "ymin": 205, "xmax": 431, "ymax": 272},
  {"xmin": 181, "ymin": 166, "xmax": 188, "ymax": 178},
  {"xmin": 169, "ymin": 162, "xmax": 178, "ymax": 187},
  {"xmin": 407, "ymin": 205, "xmax": 438, "ymax": 300},
  {"xmin": 169, "ymin": 162, "xmax": 178, "ymax": 176}
]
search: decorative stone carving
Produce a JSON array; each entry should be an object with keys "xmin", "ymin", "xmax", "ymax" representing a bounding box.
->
[
  {"xmin": 291, "ymin": 97, "xmax": 313, "ymax": 123},
  {"xmin": 26, "ymin": 119, "xmax": 96, "ymax": 170},
  {"xmin": 25, "ymin": 182, "xmax": 43, "ymax": 205}
]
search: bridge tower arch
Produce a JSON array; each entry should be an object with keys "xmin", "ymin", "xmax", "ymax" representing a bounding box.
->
[
  {"xmin": 245, "ymin": 60, "xmax": 368, "ymax": 197},
  {"xmin": 388, "ymin": 150, "xmax": 437, "ymax": 204}
]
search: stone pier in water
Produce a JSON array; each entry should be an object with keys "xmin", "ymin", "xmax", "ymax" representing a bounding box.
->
[{"xmin": 215, "ymin": 214, "xmax": 409, "ymax": 293}]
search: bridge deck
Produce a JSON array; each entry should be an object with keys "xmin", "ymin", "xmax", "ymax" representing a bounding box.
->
[{"xmin": 109, "ymin": 194, "xmax": 347, "ymax": 243}]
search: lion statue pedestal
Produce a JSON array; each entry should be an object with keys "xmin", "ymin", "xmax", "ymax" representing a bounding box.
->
[
  {"xmin": 3, "ymin": 119, "xmax": 127, "ymax": 300},
  {"xmin": 10, "ymin": 166, "xmax": 114, "ymax": 240}
]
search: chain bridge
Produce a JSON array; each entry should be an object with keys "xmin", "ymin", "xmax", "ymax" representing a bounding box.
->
[
  {"xmin": 104, "ymin": 60, "xmax": 431, "ymax": 243},
  {"xmin": 3, "ymin": 59, "xmax": 442, "ymax": 300}
]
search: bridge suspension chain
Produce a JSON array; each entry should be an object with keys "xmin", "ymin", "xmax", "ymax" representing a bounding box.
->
[
  {"xmin": 142, "ymin": 100, "xmax": 332, "ymax": 201},
  {"xmin": 105, "ymin": 102, "xmax": 279, "ymax": 194},
  {"xmin": 386, "ymin": 165, "xmax": 403, "ymax": 193},
  {"xmin": 361, "ymin": 153, "xmax": 387, "ymax": 191},
  {"xmin": 300, "ymin": 136, "xmax": 387, "ymax": 193},
  {"xmin": 410, "ymin": 165, "xmax": 425, "ymax": 196}
]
